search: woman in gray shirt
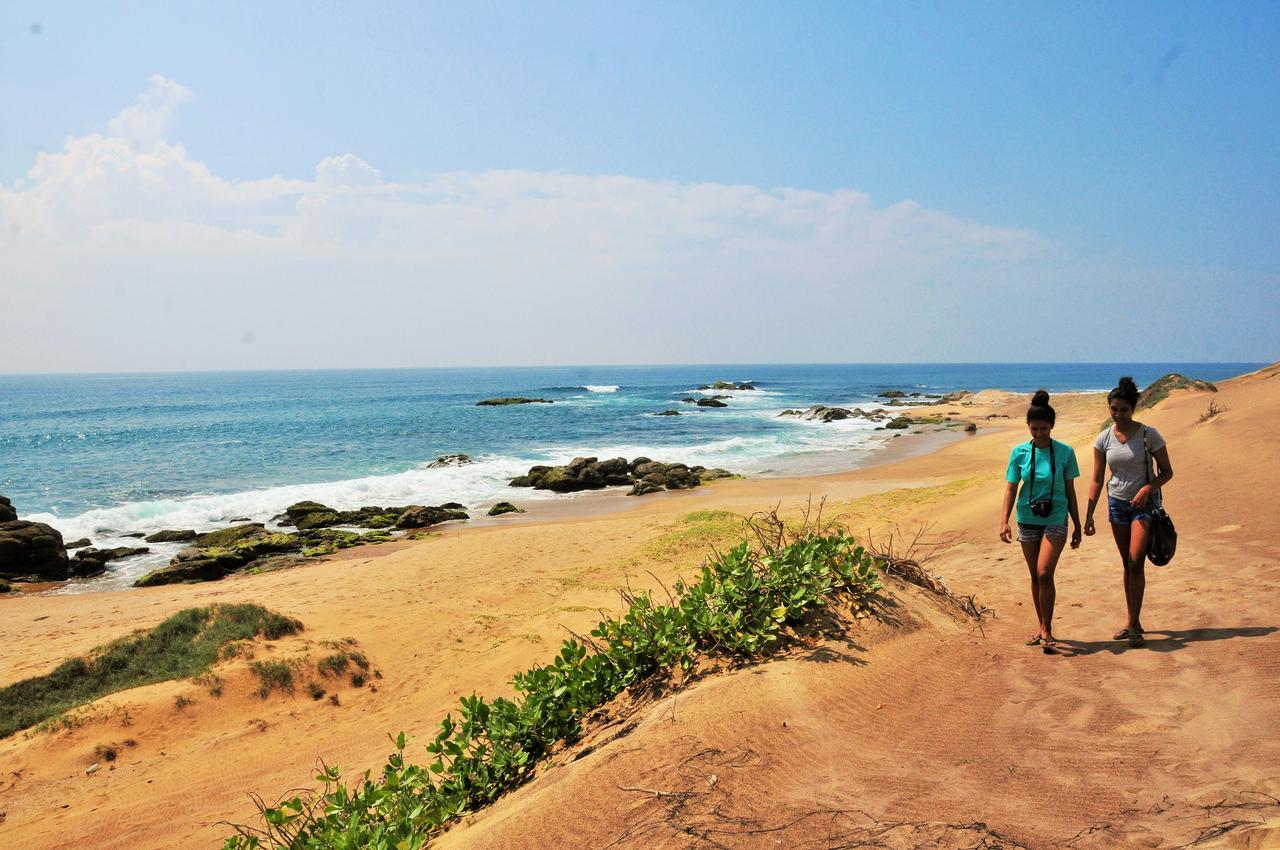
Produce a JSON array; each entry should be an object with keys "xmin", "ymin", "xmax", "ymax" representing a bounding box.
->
[{"xmin": 1083, "ymin": 376, "xmax": 1174, "ymax": 647}]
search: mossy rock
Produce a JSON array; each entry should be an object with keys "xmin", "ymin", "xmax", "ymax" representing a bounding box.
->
[
  {"xmin": 293, "ymin": 511, "xmax": 340, "ymax": 530},
  {"xmin": 359, "ymin": 531, "xmax": 395, "ymax": 543},
  {"xmin": 885, "ymin": 416, "xmax": 912, "ymax": 430},
  {"xmin": 360, "ymin": 513, "xmax": 399, "ymax": 529},
  {"xmin": 193, "ymin": 524, "xmax": 268, "ymax": 548},
  {"xmin": 880, "ymin": 390, "xmax": 907, "ymax": 398},
  {"xmin": 144, "ymin": 529, "xmax": 197, "ymax": 543},
  {"xmin": 487, "ymin": 502, "xmax": 526, "ymax": 517}
]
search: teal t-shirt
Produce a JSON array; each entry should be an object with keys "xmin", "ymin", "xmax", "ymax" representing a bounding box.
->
[{"xmin": 1006, "ymin": 438, "xmax": 1080, "ymax": 526}]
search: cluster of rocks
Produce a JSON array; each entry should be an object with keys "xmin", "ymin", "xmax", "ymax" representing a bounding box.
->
[
  {"xmin": 133, "ymin": 497, "xmax": 474, "ymax": 587},
  {"xmin": 509, "ymin": 456, "xmax": 735, "ymax": 497},
  {"xmin": 698, "ymin": 381, "xmax": 756, "ymax": 391},
  {"xmin": 476, "ymin": 397, "xmax": 553, "ymax": 406},
  {"xmin": 879, "ymin": 389, "xmax": 972, "ymax": 406},
  {"xmin": 778, "ymin": 405, "xmax": 894, "ymax": 424}
]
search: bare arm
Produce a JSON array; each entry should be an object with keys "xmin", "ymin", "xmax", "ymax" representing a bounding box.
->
[
  {"xmin": 1132, "ymin": 445, "xmax": 1173, "ymax": 507},
  {"xmin": 999, "ymin": 481, "xmax": 1017, "ymax": 543},
  {"xmin": 1065, "ymin": 478, "xmax": 1082, "ymax": 548},
  {"xmin": 1084, "ymin": 447, "xmax": 1106, "ymax": 534}
]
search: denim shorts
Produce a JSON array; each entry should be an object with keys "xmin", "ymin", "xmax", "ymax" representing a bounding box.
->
[
  {"xmin": 1108, "ymin": 496, "xmax": 1153, "ymax": 526},
  {"xmin": 1018, "ymin": 522, "xmax": 1068, "ymax": 543}
]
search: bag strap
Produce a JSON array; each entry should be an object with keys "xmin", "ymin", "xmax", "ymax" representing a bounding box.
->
[
  {"xmin": 1028, "ymin": 439, "xmax": 1057, "ymax": 500},
  {"xmin": 1142, "ymin": 426, "xmax": 1163, "ymax": 508}
]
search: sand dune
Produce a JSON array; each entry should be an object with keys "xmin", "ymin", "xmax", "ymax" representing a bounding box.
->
[{"xmin": 2, "ymin": 366, "xmax": 1277, "ymax": 848}]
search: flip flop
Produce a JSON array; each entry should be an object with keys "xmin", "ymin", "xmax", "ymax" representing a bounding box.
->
[
  {"xmin": 1024, "ymin": 635, "xmax": 1044, "ymax": 646},
  {"xmin": 1127, "ymin": 631, "xmax": 1146, "ymax": 648},
  {"xmin": 1113, "ymin": 628, "xmax": 1131, "ymax": 641}
]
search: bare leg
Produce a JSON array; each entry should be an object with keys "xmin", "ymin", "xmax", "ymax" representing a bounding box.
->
[
  {"xmin": 1036, "ymin": 535, "xmax": 1066, "ymax": 640},
  {"xmin": 1110, "ymin": 522, "xmax": 1134, "ymax": 636},
  {"xmin": 1020, "ymin": 538, "xmax": 1042, "ymax": 638},
  {"xmin": 1126, "ymin": 519, "xmax": 1151, "ymax": 634}
]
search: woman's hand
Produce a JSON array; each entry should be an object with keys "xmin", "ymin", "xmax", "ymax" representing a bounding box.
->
[
  {"xmin": 1084, "ymin": 516, "xmax": 1096, "ymax": 536},
  {"xmin": 1130, "ymin": 486, "xmax": 1151, "ymax": 508},
  {"xmin": 1071, "ymin": 524, "xmax": 1082, "ymax": 549},
  {"xmin": 999, "ymin": 522, "xmax": 1012, "ymax": 544}
]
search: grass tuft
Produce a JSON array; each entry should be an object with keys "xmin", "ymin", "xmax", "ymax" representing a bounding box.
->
[{"xmin": 0, "ymin": 603, "xmax": 302, "ymax": 738}]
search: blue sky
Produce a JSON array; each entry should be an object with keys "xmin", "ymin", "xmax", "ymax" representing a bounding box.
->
[{"xmin": 1, "ymin": 2, "xmax": 1277, "ymax": 371}]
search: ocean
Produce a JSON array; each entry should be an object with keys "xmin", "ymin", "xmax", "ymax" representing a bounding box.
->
[{"xmin": 0, "ymin": 363, "xmax": 1259, "ymax": 592}]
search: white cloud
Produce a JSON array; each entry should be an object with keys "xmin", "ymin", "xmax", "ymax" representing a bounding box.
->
[
  {"xmin": 104, "ymin": 74, "xmax": 194, "ymax": 146},
  {"xmin": 8, "ymin": 75, "xmax": 1171, "ymax": 373},
  {"xmin": 315, "ymin": 154, "xmax": 382, "ymax": 187}
]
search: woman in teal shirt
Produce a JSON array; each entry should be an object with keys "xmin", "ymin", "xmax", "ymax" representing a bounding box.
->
[{"xmin": 999, "ymin": 390, "xmax": 1083, "ymax": 651}]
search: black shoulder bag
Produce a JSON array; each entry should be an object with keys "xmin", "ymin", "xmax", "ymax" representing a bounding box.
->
[{"xmin": 1143, "ymin": 427, "xmax": 1177, "ymax": 566}]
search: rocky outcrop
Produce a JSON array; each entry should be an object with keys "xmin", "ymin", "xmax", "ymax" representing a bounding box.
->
[
  {"xmin": 64, "ymin": 538, "xmax": 91, "ymax": 550},
  {"xmin": 884, "ymin": 416, "xmax": 913, "ymax": 430},
  {"xmin": 778, "ymin": 406, "xmax": 891, "ymax": 424},
  {"xmin": 879, "ymin": 390, "xmax": 907, "ymax": 399},
  {"xmin": 278, "ymin": 501, "xmax": 340, "ymax": 530},
  {"xmin": 0, "ymin": 497, "xmax": 15, "ymax": 523},
  {"xmin": 508, "ymin": 456, "xmax": 735, "ymax": 497},
  {"xmin": 939, "ymin": 390, "xmax": 972, "ymax": 403},
  {"xmin": 488, "ymin": 501, "xmax": 526, "ymax": 517},
  {"xmin": 476, "ymin": 397, "xmax": 553, "ymax": 406},
  {"xmin": 70, "ymin": 546, "xmax": 149, "ymax": 578},
  {"xmin": 275, "ymin": 502, "xmax": 408, "ymax": 530},
  {"xmin": 144, "ymin": 529, "xmax": 197, "ymax": 543},
  {"xmin": 696, "ymin": 398, "xmax": 728, "ymax": 408},
  {"xmin": 0, "ymin": 520, "xmax": 69, "ymax": 581},
  {"xmin": 132, "ymin": 513, "xmax": 416, "ymax": 586},
  {"xmin": 426, "ymin": 454, "xmax": 472, "ymax": 468},
  {"xmin": 1138, "ymin": 373, "xmax": 1217, "ymax": 409},
  {"xmin": 698, "ymin": 381, "xmax": 756, "ymax": 391},
  {"xmin": 654, "ymin": 409, "xmax": 681, "ymax": 416},
  {"xmin": 395, "ymin": 504, "xmax": 470, "ymax": 529}
]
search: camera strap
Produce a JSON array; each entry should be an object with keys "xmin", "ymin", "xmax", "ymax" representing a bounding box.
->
[{"xmin": 1028, "ymin": 439, "xmax": 1056, "ymax": 501}]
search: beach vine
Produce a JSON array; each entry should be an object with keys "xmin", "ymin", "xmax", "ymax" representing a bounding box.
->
[{"xmin": 222, "ymin": 510, "xmax": 885, "ymax": 849}]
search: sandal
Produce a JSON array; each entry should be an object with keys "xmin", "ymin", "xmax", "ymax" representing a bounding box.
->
[
  {"xmin": 1024, "ymin": 635, "xmax": 1044, "ymax": 646},
  {"xmin": 1127, "ymin": 630, "xmax": 1146, "ymax": 648},
  {"xmin": 1113, "ymin": 628, "xmax": 1132, "ymax": 641}
]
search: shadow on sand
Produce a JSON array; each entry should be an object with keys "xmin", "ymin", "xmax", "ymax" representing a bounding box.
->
[{"xmin": 1052, "ymin": 625, "xmax": 1277, "ymax": 657}]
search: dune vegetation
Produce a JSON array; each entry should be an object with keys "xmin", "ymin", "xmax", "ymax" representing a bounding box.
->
[
  {"xmin": 223, "ymin": 515, "xmax": 883, "ymax": 849},
  {"xmin": 0, "ymin": 603, "xmax": 302, "ymax": 738}
]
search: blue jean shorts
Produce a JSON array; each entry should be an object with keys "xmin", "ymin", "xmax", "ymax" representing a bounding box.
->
[
  {"xmin": 1108, "ymin": 496, "xmax": 1153, "ymax": 526},
  {"xmin": 1018, "ymin": 522, "xmax": 1068, "ymax": 543}
]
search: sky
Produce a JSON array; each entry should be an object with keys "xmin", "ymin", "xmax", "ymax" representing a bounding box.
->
[{"xmin": 1, "ymin": 2, "xmax": 1277, "ymax": 373}]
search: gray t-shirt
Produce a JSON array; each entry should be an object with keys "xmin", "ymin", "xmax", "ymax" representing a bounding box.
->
[{"xmin": 1094, "ymin": 425, "xmax": 1166, "ymax": 501}]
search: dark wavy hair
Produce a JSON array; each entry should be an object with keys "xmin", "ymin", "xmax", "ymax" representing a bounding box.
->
[
  {"xmin": 1026, "ymin": 389, "xmax": 1055, "ymax": 425},
  {"xmin": 1108, "ymin": 376, "xmax": 1140, "ymax": 408}
]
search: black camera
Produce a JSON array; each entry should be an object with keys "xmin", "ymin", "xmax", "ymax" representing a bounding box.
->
[{"xmin": 1029, "ymin": 497, "xmax": 1054, "ymax": 518}]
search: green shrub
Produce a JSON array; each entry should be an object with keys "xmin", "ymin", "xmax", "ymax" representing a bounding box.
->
[
  {"xmin": 0, "ymin": 604, "xmax": 302, "ymax": 738},
  {"xmin": 250, "ymin": 661, "xmax": 295, "ymax": 699},
  {"xmin": 223, "ymin": 528, "xmax": 880, "ymax": 849}
]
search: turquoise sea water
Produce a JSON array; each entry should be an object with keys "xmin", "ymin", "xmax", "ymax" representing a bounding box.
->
[{"xmin": 0, "ymin": 363, "xmax": 1258, "ymax": 590}]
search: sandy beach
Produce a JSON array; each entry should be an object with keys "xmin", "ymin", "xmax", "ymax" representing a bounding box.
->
[{"xmin": 2, "ymin": 365, "xmax": 1278, "ymax": 849}]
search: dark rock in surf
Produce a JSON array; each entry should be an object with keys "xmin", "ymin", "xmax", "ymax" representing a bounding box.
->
[
  {"xmin": 145, "ymin": 529, "xmax": 198, "ymax": 543},
  {"xmin": 0, "ymin": 520, "xmax": 69, "ymax": 581}
]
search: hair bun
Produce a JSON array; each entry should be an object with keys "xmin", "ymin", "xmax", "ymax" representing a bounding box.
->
[
  {"xmin": 1118, "ymin": 376, "xmax": 1137, "ymax": 392},
  {"xmin": 1031, "ymin": 389, "xmax": 1051, "ymax": 406}
]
